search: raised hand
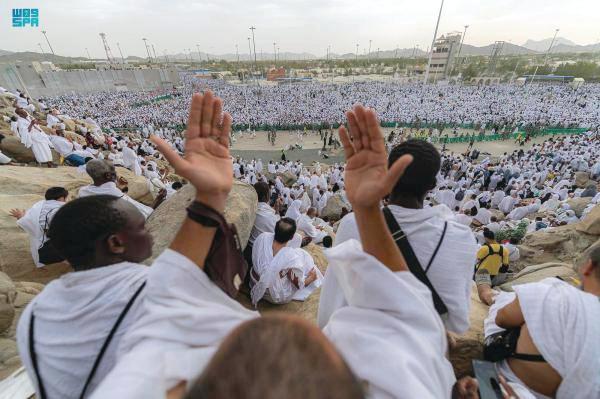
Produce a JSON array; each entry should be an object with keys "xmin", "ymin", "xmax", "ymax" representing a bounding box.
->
[
  {"xmin": 151, "ymin": 91, "xmax": 233, "ymax": 212},
  {"xmin": 9, "ymin": 209, "xmax": 25, "ymax": 220},
  {"xmin": 339, "ymin": 105, "xmax": 412, "ymax": 209}
]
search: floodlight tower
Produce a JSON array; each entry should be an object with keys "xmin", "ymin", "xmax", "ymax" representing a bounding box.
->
[
  {"xmin": 142, "ymin": 38, "xmax": 152, "ymax": 63},
  {"xmin": 486, "ymin": 41, "xmax": 505, "ymax": 75},
  {"xmin": 99, "ymin": 33, "xmax": 115, "ymax": 63}
]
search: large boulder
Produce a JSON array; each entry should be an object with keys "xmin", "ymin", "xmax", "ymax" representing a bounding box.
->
[
  {"xmin": 575, "ymin": 171, "xmax": 590, "ymax": 188},
  {"xmin": 0, "ymin": 136, "xmax": 59, "ymax": 164},
  {"xmin": 576, "ymin": 205, "xmax": 600, "ymax": 236},
  {"xmin": 489, "ymin": 209, "xmax": 505, "ymax": 222},
  {"xmin": 566, "ymin": 197, "xmax": 592, "ymax": 218},
  {"xmin": 280, "ymin": 171, "xmax": 298, "ymax": 187},
  {"xmin": 0, "ymin": 270, "xmax": 44, "ymax": 381},
  {"xmin": 515, "ymin": 224, "xmax": 598, "ymax": 270},
  {"xmin": 263, "ymin": 171, "xmax": 297, "ymax": 188},
  {"xmin": 449, "ymin": 284, "xmax": 487, "ymax": 378},
  {"xmin": 500, "ymin": 263, "xmax": 578, "ymax": 292},
  {"xmin": 320, "ymin": 194, "xmax": 348, "ymax": 221},
  {"xmin": 63, "ymin": 131, "xmax": 87, "ymax": 146},
  {"xmin": 0, "ymin": 166, "xmax": 151, "ymax": 279},
  {"xmin": 0, "ymin": 273, "xmax": 16, "ymax": 335},
  {"xmin": 146, "ymin": 181, "xmax": 258, "ymax": 263},
  {"xmin": 59, "ymin": 117, "xmax": 76, "ymax": 132}
]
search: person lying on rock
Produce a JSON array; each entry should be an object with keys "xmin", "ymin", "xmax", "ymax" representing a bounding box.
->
[
  {"xmin": 250, "ymin": 217, "xmax": 321, "ymax": 306},
  {"xmin": 90, "ymin": 95, "xmax": 475, "ymax": 398},
  {"xmin": 482, "ymin": 246, "xmax": 600, "ymax": 399}
]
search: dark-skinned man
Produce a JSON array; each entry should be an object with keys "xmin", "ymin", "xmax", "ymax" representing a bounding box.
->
[{"xmin": 333, "ymin": 139, "xmax": 478, "ymax": 334}]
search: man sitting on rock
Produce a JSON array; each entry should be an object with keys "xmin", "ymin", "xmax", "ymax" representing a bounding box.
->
[
  {"xmin": 244, "ymin": 182, "xmax": 282, "ymax": 268},
  {"xmin": 250, "ymin": 218, "xmax": 322, "ymax": 306},
  {"xmin": 483, "ymin": 246, "xmax": 600, "ymax": 398},
  {"xmin": 77, "ymin": 159, "xmax": 156, "ymax": 218},
  {"xmin": 475, "ymin": 228, "xmax": 510, "ymax": 305},
  {"xmin": 9, "ymin": 187, "xmax": 68, "ymax": 268}
]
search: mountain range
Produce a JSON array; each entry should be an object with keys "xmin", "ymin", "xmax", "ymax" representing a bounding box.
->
[{"xmin": 1, "ymin": 37, "xmax": 598, "ymax": 64}]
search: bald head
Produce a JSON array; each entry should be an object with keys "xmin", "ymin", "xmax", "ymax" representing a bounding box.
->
[
  {"xmin": 186, "ymin": 314, "xmax": 363, "ymax": 399},
  {"xmin": 86, "ymin": 159, "xmax": 116, "ymax": 185}
]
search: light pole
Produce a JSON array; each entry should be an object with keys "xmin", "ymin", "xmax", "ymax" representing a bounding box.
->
[
  {"xmin": 196, "ymin": 44, "xmax": 202, "ymax": 62},
  {"xmin": 355, "ymin": 44, "xmax": 359, "ymax": 61},
  {"xmin": 543, "ymin": 28, "xmax": 560, "ymax": 65},
  {"xmin": 151, "ymin": 44, "xmax": 158, "ymax": 63},
  {"xmin": 368, "ymin": 39, "xmax": 372, "ymax": 63},
  {"xmin": 423, "ymin": 0, "xmax": 445, "ymax": 84},
  {"xmin": 116, "ymin": 42, "xmax": 125, "ymax": 64},
  {"xmin": 250, "ymin": 26, "xmax": 257, "ymax": 65},
  {"xmin": 273, "ymin": 42, "xmax": 277, "ymax": 63},
  {"xmin": 529, "ymin": 28, "xmax": 559, "ymax": 86},
  {"xmin": 236, "ymin": 44, "xmax": 239, "ymax": 64},
  {"xmin": 142, "ymin": 38, "xmax": 151, "ymax": 63},
  {"xmin": 37, "ymin": 43, "xmax": 46, "ymax": 61},
  {"xmin": 41, "ymin": 30, "xmax": 56, "ymax": 55},
  {"xmin": 455, "ymin": 24, "xmax": 469, "ymax": 76}
]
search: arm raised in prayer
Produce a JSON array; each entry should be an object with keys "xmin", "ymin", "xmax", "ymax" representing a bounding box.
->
[
  {"xmin": 151, "ymin": 91, "xmax": 233, "ymax": 269},
  {"xmin": 338, "ymin": 105, "xmax": 412, "ymax": 272}
]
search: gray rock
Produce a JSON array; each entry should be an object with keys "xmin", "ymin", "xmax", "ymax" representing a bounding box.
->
[{"xmin": 146, "ymin": 181, "xmax": 258, "ymax": 263}]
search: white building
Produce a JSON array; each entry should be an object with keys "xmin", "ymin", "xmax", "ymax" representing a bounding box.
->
[{"xmin": 426, "ymin": 32, "xmax": 462, "ymax": 82}]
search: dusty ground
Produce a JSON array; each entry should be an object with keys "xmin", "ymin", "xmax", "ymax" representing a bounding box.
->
[{"xmin": 230, "ymin": 127, "xmax": 551, "ymax": 163}]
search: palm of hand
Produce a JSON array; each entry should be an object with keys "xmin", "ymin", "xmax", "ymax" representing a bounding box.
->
[
  {"xmin": 183, "ymin": 138, "xmax": 232, "ymax": 194},
  {"xmin": 345, "ymin": 149, "xmax": 389, "ymax": 206}
]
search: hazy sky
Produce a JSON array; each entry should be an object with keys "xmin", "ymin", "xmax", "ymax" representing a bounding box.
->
[{"xmin": 1, "ymin": 0, "xmax": 599, "ymax": 58}]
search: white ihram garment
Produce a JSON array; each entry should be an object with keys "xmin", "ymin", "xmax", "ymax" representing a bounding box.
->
[
  {"xmin": 319, "ymin": 241, "xmax": 456, "ymax": 398},
  {"xmin": 250, "ymin": 232, "xmax": 322, "ymax": 306},
  {"xmin": 16, "ymin": 200, "xmax": 64, "ymax": 267},
  {"xmin": 17, "ymin": 262, "xmax": 147, "ymax": 399},
  {"xmin": 78, "ymin": 182, "xmax": 153, "ymax": 219},
  {"xmin": 334, "ymin": 204, "xmax": 477, "ymax": 334},
  {"xmin": 90, "ymin": 250, "xmax": 259, "ymax": 399}
]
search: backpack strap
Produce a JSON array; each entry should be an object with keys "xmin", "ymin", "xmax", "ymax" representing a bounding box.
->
[
  {"xmin": 28, "ymin": 310, "xmax": 48, "ymax": 399},
  {"xmin": 475, "ymin": 243, "xmax": 500, "ymax": 272},
  {"xmin": 28, "ymin": 281, "xmax": 146, "ymax": 399},
  {"xmin": 383, "ymin": 207, "xmax": 448, "ymax": 317},
  {"xmin": 78, "ymin": 281, "xmax": 146, "ymax": 399}
]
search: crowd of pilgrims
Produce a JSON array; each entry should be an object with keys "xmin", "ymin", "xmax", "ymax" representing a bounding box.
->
[
  {"xmin": 38, "ymin": 76, "xmax": 600, "ymax": 130},
  {"xmin": 1, "ymin": 86, "xmax": 599, "ymax": 399}
]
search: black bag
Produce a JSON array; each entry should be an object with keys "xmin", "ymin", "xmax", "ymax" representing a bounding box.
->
[
  {"xmin": 455, "ymin": 189, "xmax": 465, "ymax": 201},
  {"xmin": 483, "ymin": 327, "xmax": 545, "ymax": 363},
  {"xmin": 383, "ymin": 207, "xmax": 449, "ymax": 318},
  {"xmin": 37, "ymin": 208, "xmax": 65, "ymax": 265},
  {"xmin": 186, "ymin": 201, "xmax": 248, "ymax": 299}
]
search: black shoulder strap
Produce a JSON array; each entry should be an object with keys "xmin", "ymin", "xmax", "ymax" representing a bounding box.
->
[
  {"xmin": 28, "ymin": 281, "xmax": 146, "ymax": 399},
  {"xmin": 78, "ymin": 281, "xmax": 146, "ymax": 399},
  {"xmin": 383, "ymin": 207, "xmax": 448, "ymax": 317},
  {"xmin": 29, "ymin": 310, "xmax": 47, "ymax": 399}
]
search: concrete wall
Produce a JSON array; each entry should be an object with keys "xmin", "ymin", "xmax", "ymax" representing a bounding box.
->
[{"xmin": 0, "ymin": 64, "xmax": 181, "ymax": 98}]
